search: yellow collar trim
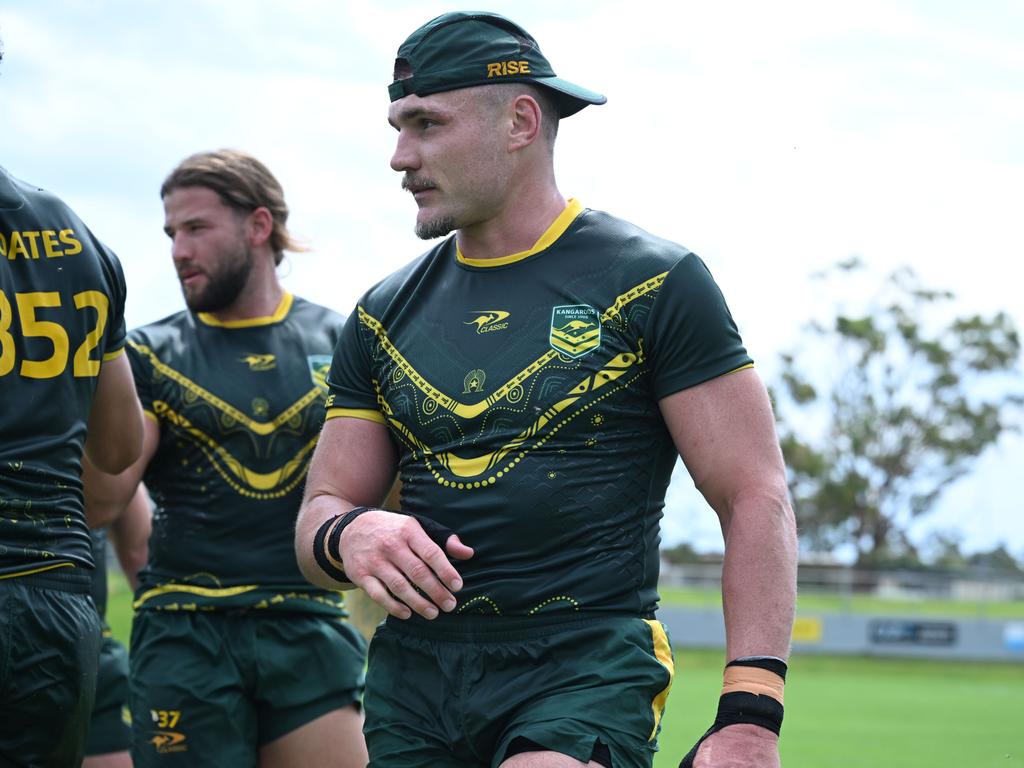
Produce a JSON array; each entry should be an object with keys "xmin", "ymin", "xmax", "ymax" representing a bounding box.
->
[
  {"xmin": 198, "ymin": 292, "xmax": 293, "ymax": 328},
  {"xmin": 456, "ymin": 199, "xmax": 584, "ymax": 268}
]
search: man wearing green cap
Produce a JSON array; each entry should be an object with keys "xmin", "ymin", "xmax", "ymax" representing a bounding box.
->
[{"xmin": 297, "ymin": 11, "xmax": 797, "ymax": 768}]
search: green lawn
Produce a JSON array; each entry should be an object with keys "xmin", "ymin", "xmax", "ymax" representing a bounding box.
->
[
  {"xmin": 106, "ymin": 569, "xmax": 135, "ymax": 644},
  {"xmin": 107, "ymin": 574, "xmax": 1024, "ymax": 767},
  {"xmin": 656, "ymin": 649, "xmax": 1024, "ymax": 768},
  {"xmin": 659, "ymin": 585, "xmax": 1024, "ymax": 618}
]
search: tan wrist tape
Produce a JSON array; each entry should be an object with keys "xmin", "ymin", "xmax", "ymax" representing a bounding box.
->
[{"xmin": 721, "ymin": 665, "xmax": 785, "ymax": 705}]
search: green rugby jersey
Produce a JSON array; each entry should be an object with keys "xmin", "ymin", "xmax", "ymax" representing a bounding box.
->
[
  {"xmin": 327, "ymin": 200, "xmax": 752, "ymax": 619},
  {"xmin": 89, "ymin": 528, "xmax": 110, "ymax": 619},
  {"xmin": 130, "ymin": 294, "xmax": 347, "ymax": 615},
  {"xmin": 0, "ymin": 167, "xmax": 128, "ymax": 585}
]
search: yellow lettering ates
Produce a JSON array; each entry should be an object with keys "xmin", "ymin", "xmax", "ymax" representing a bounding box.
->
[
  {"xmin": 6, "ymin": 232, "xmax": 29, "ymax": 260},
  {"xmin": 2, "ymin": 229, "xmax": 79, "ymax": 259},
  {"xmin": 486, "ymin": 60, "xmax": 531, "ymax": 78},
  {"xmin": 59, "ymin": 229, "xmax": 82, "ymax": 256},
  {"xmin": 42, "ymin": 230, "xmax": 62, "ymax": 258},
  {"xmin": 21, "ymin": 231, "xmax": 43, "ymax": 259}
]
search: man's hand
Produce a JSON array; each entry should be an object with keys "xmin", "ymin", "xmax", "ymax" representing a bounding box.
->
[
  {"xmin": 339, "ymin": 509, "xmax": 473, "ymax": 620},
  {"xmin": 684, "ymin": 724, "xmax": 779, "ymax": 768}
]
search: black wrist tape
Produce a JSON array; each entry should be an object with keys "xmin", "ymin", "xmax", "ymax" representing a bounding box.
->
[
  {"xmin": 678, "ymin": 657, "xmax": 787, "ymax": 768},
  {"xmin": 312, "ymin": 506, "xmax": 457, "ymax": 583},
  {"xmin": 312, "ymin": 514, "xmax": 349, "ymax": 582},
  {"xmin": 326, "ymin": 506, "xmax": 376, "ymax": 561},
  {"xmin": 728, "ymin": 655, "xmax": 788, "ymax": 680}
]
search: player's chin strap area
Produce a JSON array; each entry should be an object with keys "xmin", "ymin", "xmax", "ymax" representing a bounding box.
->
[
  {"xmin": 678, "ymin": 656, "xmax": 787, "ymax": 768},
  {"xmin": 313, "ymin": 505, "xmax": 457, "ymax": 582}
]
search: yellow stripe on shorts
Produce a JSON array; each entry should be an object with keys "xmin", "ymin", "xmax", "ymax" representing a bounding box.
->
[{"xmin": 643, "ymin": 618, "xmax": 675, "ymax": 740}]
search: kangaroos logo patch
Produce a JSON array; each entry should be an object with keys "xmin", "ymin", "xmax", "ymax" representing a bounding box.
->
[
  {"xmin": 549, "ymin": 305, "xmax": 601, "ymax": 359},
  {"xmin": 307, "ymin": 355, "xmax": 332, "ymax": 390}
]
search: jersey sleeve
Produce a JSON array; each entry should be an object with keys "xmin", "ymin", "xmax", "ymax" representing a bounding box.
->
[
  {"xmin": 324, "ymin": 306, "xmax": 386, "ymax": 424},
  {"xmin": 99, "ymin": 245, "xmax": 128, "ymax": 358},
  {"xmin": 644, "ymin": 253, "xmax": 753, "ymax": 400},
  {"xmin": 126, "ymin": 335, "xmax": 155, "ymax": 415}
]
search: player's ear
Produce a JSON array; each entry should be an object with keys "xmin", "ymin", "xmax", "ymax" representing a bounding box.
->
[
  {"xmin": 247, "ymin": 206, "xmax": 274, "ymax": 248},
  {"xmin": 508, "ymin": 94, "xmax": 542, "ymax": 152}
]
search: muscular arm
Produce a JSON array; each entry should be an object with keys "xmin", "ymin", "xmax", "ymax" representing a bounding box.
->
[
  {"xmin": 659, "ymin": 367, "xmax": 796, "ymax": 661},
  {"xmin": 295, "ymin": 416, "xmax": 472, "ymax": 619},
  {"xmin": 296, "ymin": 415, "xmax": 398, "ymax": 589},
  {"xmin": 662, "ymin": 369, "xmax": 795, "ymax": 766},
  {"xmin": 108, "ymin": 484, "xmax": 152, "ymax": 590},
  {"xmin": 83, "ymin": 413, "xmax": 160, "ymax": 529},
  {"xmin": 83, "ymin": 352, "xmax": 145, "ymax": 474}
]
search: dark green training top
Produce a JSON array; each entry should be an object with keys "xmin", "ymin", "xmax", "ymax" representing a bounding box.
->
[
  {"xmin": 130, "ymin": 294, "xmax": 347, "ymax": 615},
  {"xmin": 326, "ymin": 201, "xmax": 752, "ymax": 619},
  {"xmin": 0, "ymin": 166, "xmax": 128, "ymax": 588}
]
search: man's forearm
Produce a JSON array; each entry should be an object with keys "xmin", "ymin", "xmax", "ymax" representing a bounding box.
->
[
  {"xmin": 82, "ymin": 455, "xmax": 142, "ymax": 529},
  {"xmin": 720, "ymin": 489, "xmax": 798, "ymax": 661},
  {"xmin": 295, "ymin": 491, "xmax": 358, "ymax": 590}
]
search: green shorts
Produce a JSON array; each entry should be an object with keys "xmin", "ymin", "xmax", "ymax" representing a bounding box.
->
[
  {"xmin": 129, "ymin": 609, "xmax": 367, "ymax": 767},
  {"xmin": 86, "ymin": 628, "xmax": 132, "ymax": 756},
  {"xmin": 0, "ymin": 576, "xmax": 102, "ymax": 768},
  {"xmin": 363, "ymin": 614, "xmax": 675, "ymax": 768}
]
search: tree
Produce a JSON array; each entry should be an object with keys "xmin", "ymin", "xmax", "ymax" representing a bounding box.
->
[
  {"xmin": 661, "ymin": 541, "xmax": 706, "ymax": 566},
  {"xmin": 966, "ymin": 544, "xmax": 1024, "ymax": 576},
  {"xmin": 774, "ymin": 259, "xmax": 1023, "ymax": 567}
]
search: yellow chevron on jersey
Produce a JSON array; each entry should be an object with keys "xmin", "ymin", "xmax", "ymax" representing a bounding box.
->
[
  {"xmin": 129, "ymin": 296, "xmax": 347, "ymax": 614},
  {"xmin": 326, "ymin": 203, "xmax": 751, "ymax": 618}
]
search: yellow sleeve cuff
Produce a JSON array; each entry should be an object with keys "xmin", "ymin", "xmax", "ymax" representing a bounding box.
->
[{"xmin": 325, "ymin": 408, "xmax": 387, "ymax": 425}]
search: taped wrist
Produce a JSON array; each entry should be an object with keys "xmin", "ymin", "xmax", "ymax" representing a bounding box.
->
[
  {"xmin": 311, "ymin": 506, "xmax": 457, "ymax": 582},
  {"xmin": 312, "ymin": 513, "xmax": 350, "ymax": 582},
  {"xmin": 678, "ymin": 656, "xmax": 787, "ymax": 768}
]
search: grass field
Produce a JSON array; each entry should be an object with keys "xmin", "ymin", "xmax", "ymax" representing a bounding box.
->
[
  {"xmin": 659, "ymin": 585, "xmax": 1024, "ymax": 618},
  {"xmin": 106, "ymin": 576, "xmax": 1024, "ymax": 767}
]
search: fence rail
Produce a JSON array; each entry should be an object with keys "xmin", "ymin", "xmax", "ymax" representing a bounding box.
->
[{"xmin": 661, "ymin": 561, "xmax": 1024, "ymax": 602}]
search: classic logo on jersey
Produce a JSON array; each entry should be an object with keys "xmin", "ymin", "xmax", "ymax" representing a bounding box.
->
[
  {"xmin": 240, "ymin": 353, "xmax": 276, "ymax": 371},
  {"xmin": 550, "ymin": 305, "xmax": 601, "ymax": 358},
  {"xmin": 463, "ymin": 369, "xmax": 486, "ymax": 394},
  {"xmin": 307, "ymin": 355, "xmax": 331, "ymax": 390},
  {"xmin": 465, "ymin": 310, "xmax": 510, "ymax": 334},
  {"xmin": 149, "ymin": 731, "xmax": 187, "ymax": 753}
]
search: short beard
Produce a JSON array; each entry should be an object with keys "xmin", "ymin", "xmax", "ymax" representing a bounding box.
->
[
  {"xmin": 415, "ymin": 215, "xmax": 456, "ymax": 240},
  {"xmin": 182, "ymin": 244, "xmax": 253, "ymax": 313}
]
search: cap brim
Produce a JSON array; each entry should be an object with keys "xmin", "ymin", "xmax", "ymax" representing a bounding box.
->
[{"xmin": 534, "ymin": 76, "xmax": 607, "ymax": 117}]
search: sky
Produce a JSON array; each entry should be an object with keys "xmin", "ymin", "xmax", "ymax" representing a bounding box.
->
[{"xmin": 2, "ymin": 0, "xmax": 1022, "ymax": 560}]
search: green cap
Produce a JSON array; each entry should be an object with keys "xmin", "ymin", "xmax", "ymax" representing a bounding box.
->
[{"xmin": 388, "ymin": 11, "xmax": 606, "ymax": 117}]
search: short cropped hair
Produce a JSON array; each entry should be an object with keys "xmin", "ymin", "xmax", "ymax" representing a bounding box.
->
[
  {"xmin": 161, "ymin": 149, "xmax": 303, "ymax": 265},
  {"xmin": 484, "ymin": 82, "xmax": 560, "ymax": 149}
]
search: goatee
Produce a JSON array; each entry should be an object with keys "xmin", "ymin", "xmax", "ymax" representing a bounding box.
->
[{"xmin": 415, "ymin": 216, "xmax": 456, "ymax": 240}]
